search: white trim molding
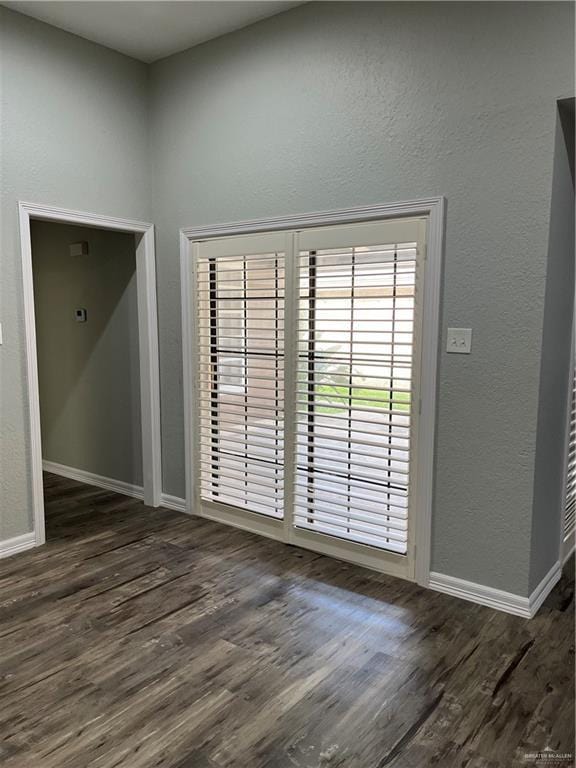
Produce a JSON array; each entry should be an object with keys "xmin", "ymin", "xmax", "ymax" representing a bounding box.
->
[
  {"xmin": 562, "ymin": 529, "xmax": 575, "ymax": 565},
  {"xmin": 43, "ymin": 461, "xmax": 143, "ymax": 500},
  {"xmin": 429, "ymin": 560, "xmax": 562, "ymax": 619},
  {"xmin": 18, "ymin": 201, "xmax": 162, "ymax": 549},
  {"xmin": 180, "ymin": 198, "xmax": 445, "ymax": 586},
  {"xmin": 160, "ymin": 493, "xmax": 188, "ymax": 513},
  {"xmin": 181, "ymin": 197, "xmax": 446, "ymax": 241},
  {"xmin": 0, "ymin": 532, "xmax": 37, "ymax": 560},
  {"xmin": 529, "ymin": 560, "xmax": 563, "ymax": 616}
]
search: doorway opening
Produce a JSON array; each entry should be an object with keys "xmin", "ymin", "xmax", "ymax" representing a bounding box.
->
[{"xmin": 19, "ymin": 203, "xmax": 162, "ymax": 546}]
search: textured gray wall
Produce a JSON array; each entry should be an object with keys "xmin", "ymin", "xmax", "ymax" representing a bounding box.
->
[
  {"xmin": 32, "ymin": 222, "xmax": 142, "ymax": 487},
  {"xmin": 530, "ymin": 105, "xmax": 575, "ymax": 591},
  {"xmin": 149, "ymin": 1, "xmax": 574, "ymax": 594},
  {"xmin": 0, "ymin": 7, "xmax": 150, "ymax": 539},
  {"xmin": 2, "ymin": 2, "xmax": 574, "ymax": 596}
]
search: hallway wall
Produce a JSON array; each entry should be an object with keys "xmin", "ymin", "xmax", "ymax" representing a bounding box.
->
[{"xmin": 32, "ymin": 221, "xmax": 143, "ymax": 488}]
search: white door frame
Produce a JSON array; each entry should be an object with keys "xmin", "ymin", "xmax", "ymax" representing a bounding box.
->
[
  {"xmin": 180, "ymin": 197, "xmax": 445, "ymax": 585},
  {"xmin": 19, "ymin": 201, "xmax": 162, "ymax": 547}
]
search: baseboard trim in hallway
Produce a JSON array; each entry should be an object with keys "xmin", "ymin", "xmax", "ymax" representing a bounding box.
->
[
  {"xmin": 43, "ymin": 461, "xmax": 144, "ymax": 501},
  {"xmin": 0, "ymin": 531, "xmax": 36, "ymax": 559}
]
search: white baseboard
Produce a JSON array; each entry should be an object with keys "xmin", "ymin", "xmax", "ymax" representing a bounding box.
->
[
  {"xmin": 529, "ymin": 560, "xmax": 562, "ymax": 616},
  {"xmin": 429, "ymin": 560, "xmax": 562, "ymax": 619},
  {"xmin": 160, "ymin": 493, "xmax": 187, "ymax": 513},
  {"xmin": 429, "ymin": 572, "xmax": 531, "ymax": 617},
  {"xmin": 43, "ymin": 461, "xmax": 143, "ymax": 500},
  {"xmin": 0, "ymin": 531, "xmax": 37, "ymax": 560},
  {"xmin": 562, "ymin": 528, "xmax": 575, "ymax": 565}
]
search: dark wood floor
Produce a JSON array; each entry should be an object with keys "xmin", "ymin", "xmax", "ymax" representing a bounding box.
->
[{"xmin": 0, "ymin": 473, "xmax": 573, "ymax": 768}]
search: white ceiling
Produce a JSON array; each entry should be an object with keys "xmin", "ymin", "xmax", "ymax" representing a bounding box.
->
[{"xmin": 2, "ymin": 1, "xmax": 302, "ymax": 62}]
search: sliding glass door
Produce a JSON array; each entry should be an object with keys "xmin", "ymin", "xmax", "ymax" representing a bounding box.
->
[{"xmin": 189, "ymin": 219, "xmax": 426, "ymax": 580}]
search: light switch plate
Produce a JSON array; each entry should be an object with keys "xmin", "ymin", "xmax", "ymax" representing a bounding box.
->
[
  {"xmin": 447, "ymin": 327, "xmax": 472, "ymax": 354},
  {"xmin": 70, "ymin": 241, "xmax": 89, "ymax": 257}
]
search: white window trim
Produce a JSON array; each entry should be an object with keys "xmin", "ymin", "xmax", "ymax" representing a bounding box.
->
[
  {"xmin": 180, "ymin": 197, "xmax": 445, "ymax": 585},
  {"xmin": 561, "ymin": 316, "xmax": 576, "ymax": 564},
  {"xmin": 19, "ymin": 201, "xmax": 163, "ymax": 548}
]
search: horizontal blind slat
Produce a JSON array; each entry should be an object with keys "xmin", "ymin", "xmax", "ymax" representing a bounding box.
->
[
  {"xmin": 293, "ymin": 494, "xmax": 407, "ymax": 527},
  {"xmin": 293, "ymin": 516, "xmax": 408, "ymax": 553},
  {"xmin": 295, "ymin": 472, "xmax": 408, "ymax": 501},
  {"xmin": 294, "ymin": 478, "xmax": 408, "ymax": 509},
  {"xmin": 293, "ymin": 508, "xmax": 407, "ymax": 542}
]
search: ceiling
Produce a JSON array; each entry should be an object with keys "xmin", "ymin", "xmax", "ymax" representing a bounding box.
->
[{"xmin": 1, "ymin": 1, "xmax": 302, "ymax": 62}]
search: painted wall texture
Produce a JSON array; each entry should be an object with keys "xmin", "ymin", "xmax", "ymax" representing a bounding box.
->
[
  {"xmin": 1, "ymin": 2, "xmax": 574, "ymax": 596},
  {"xmin": 32, "ymin": 222, "xmax": 142, "ymax": 488},
  {"xmin": 149, "ymin": 2, "xmax": 574, "ymax": 595},
  {"xmin": 0, "ymin": 7, "xmax": 150, "ymax": 538}
]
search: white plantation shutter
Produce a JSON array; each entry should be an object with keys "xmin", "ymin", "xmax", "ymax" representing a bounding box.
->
[
  {"xmin": 565, "ymin": 367, "xmax": 576, "ymax": 539},
  {"xmin": 191, "ymin": 217, "xmax": 426, "ymax": 567},
  {"xmin": 294, "ymin": 222, "xmax": 422, "ymax": 554},
  {"xmin": 196, "ymin": 233, "xmax": 286, "ymax": 518}
]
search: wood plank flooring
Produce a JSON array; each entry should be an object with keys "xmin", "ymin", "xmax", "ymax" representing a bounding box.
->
[{"xmin": 0, "ymin": 473, "xmax": 574, "ymax": 768}]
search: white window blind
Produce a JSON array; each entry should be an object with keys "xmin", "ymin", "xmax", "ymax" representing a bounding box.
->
[
  {"xmin": 196, "ymin": 234, "xmax": 285, "ymax": 519},
  {"xmin": 192, "ymin": 218, "xmax": 426, "ymax": 565},
  {"xmin": 565, "ymin": 367, "xmax": 576, "ymax": 539},
  {"xmin": 294, "ymin": 237, "xmax": 418, "ymax": 554}
]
